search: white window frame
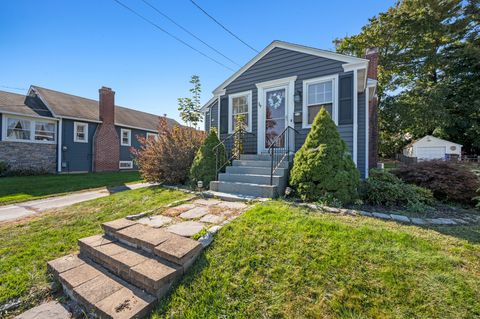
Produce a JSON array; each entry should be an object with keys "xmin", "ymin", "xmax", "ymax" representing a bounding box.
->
[
  {"xmin": 73, "ymin": 122, "xmax": 89, "ymax": 143},
  {"xmin": 146, "ymin": 132, "xmax": 158, "ymax": 140},
  {"xmin": 2, "ymin": 115, "xmax": 57, "ymax": 144},
  {"xmin": 228, "ymin": 90, "xmax": 252, "ymax": 134},
  {"xmin": 120, "ymin": 128, "xmax": 131, "ymax": 146},
  {"xmin": 119, "ymin": 160, "xmax": 133, "ymax": 169},
  {"xmin": 302, "ymin": 74, "xmax": 339, "ymax": 128}
]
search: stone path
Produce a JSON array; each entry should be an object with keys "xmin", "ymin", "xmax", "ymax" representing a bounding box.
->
[
  {"xmin": 298, "ymin": 203, "xmax": 480, "ymax": 226},
  {"xmin": 0, "ymin": 182, "xmax": 157, "ymax": 223},
  {"xmin": 20, "ymin": 196, "xmax": 248, "ymax": 319}
]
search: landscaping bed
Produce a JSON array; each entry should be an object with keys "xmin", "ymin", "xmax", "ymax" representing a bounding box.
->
[{"xmin": 0, "ymin": 171, "xmax": 142, "ymax": 205}]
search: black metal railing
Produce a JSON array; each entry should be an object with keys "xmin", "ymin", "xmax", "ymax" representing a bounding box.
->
[
  {"xmin": 213, "ymin": 128, "xmax": 255, "ymax": 179},
  {"xmin": 267, "ymin": 126, "xmax": 299, "ymax": 185}
]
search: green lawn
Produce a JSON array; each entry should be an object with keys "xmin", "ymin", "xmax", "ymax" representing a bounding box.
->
[
  {"xmin": 0, "ymin": 186, "xmax": 186, "ymax": 311},
  {"xmin": 154, "ymin": 202, "xmax": 480, "ymax": 319},
  {"xmin": 0, "ymin": 171, "xmax": 142, "ymax": 205}
]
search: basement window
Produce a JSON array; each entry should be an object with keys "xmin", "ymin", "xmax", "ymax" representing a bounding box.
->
[
  {"xmin": 121, "ymin": 129, "xmax": 131, "ymax": 146},
  {"xmin": 119, "ymin": 161, "xmax": 133, "ymax": 169}
]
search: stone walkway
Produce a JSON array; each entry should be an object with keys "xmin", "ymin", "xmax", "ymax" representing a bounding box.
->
[
  {"xmin": 298, "ymin": 203, "xmax": 480, "ymax": 226},
  {"xmin": 0, "ymin": 182, "xmax": 157, "ymax": 223}
]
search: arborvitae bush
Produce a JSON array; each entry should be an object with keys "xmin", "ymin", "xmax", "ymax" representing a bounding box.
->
[
  {"xmin": 189, "ymin": 128, "xmax": 226, "ymax": 188},
  {"xmin": 289, "ymin": 107, "xmax": 360, "ymax": 204}
]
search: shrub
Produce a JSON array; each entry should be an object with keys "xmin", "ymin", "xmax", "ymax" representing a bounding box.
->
[
  {"xmin": 189, "ymin": 128, "xmax": 226, "ymax": 188},
  {"xmin": 289, "ymin": 107, "xmax": 360, "ymax": 204},
  {"xmin": 360, "ymin": 169, "xmax": 434, "ymax": 210},
  {"xmin": 0, "ymin": 161, "xmax": 9, "ymax": 177},
  {"xmin": 393, "ymin": 161, "xmax": 480, "ymax": 205},
  {"xmin": 132, "ymin": 118, "xmax": 205, "ymax": 185}
]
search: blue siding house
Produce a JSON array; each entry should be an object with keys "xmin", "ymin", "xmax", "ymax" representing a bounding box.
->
[{"xmin": 0, "ymin": 86, "xmax": 178, "ymax": 173}]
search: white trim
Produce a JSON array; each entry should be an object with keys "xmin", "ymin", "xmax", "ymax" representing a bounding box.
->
[
  {"xmin": 200, "ymin": 96, "xmax": 218, "ymax": 113},
  {"xmin": 228, "ymin": 90, "xmax": 253, "ymax": 134},
  {"xmin": 342, "ymin": 61, "xmax": 368, "ymax": 73},
  {"xmin": 29, "ymin": 86, "xmax": 59, "ymax": 118},
  {"xmin": 256, "ymin": 76, "xmax": 296, "ymax": 154},
  {"xmin": 59, "ymin": 116, "xmax": 102, "ymax": 124},
  {"xmin": 302, "ymin": 74, "xmax": 339, "ymax": 128},
  {"xmin": 353, "ymin": 69, "xmax": 358, "ymax": 166},
  {"xmin": 119, "ymin": 160, "xmax": 133, "ymax": 169},
  {"xmin": 115, "ymin": 123, "xmax": 157, "ymax": 133},
  {"xmin": 0, "ymin": 110, "xmax": 59, "ymax": 121},
  {"xmin": 120, "ymin": 128, "xmax": 131, "ymax": 146},
  {"xmin": 73, "ymin": 121, "xmax": 89, "ymax": 143},
  {"xmin": 217, "ymin": 96, "xmax": 221, "ymax": 138},
  {"xmin": 365, "ymin": 86, "xmax": 369, "ymax": 178},
  {"xmin": 213, "ymin": 40, "xmax": 367, "ymax": 94},
  {"xmin": 2, "ymin": 114, "xmax": 57, "ymax": 144},
  {"xmin": 57, "ymin": 118, "xmax": 62, "ymax": 172}
]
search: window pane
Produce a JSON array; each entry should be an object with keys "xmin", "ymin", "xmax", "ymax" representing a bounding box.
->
[
  {"xmin": 307, "ymin": 80, "xmax": 333, "ymax": 105},
  {"xmin": 231, "ymin": 94, "xmax": 249, "ymax": 130},
  {"xmin": 35, "ymin": 122, "xmax": 55, "ymax": 141},
  {"xmin": 7, "ymin": 118, "xmax": 31, "ymax": 140},
  {"xmin": 308, "ymin": 103, "xmax": 332, "ymax": 124},
  {"xmin": 76, "ymin": 124, "xmax": 87, "ymax": 141}
]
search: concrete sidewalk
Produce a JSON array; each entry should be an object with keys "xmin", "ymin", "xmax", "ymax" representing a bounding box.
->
[{"xmin": 0, "ymin": 182, "xmax": 157, "ymax": 223}]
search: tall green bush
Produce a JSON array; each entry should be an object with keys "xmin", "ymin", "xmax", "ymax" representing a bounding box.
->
[
  {"xmin": 289, "ymin": 107, "xmax": 360, "ymax": 204},
  {"xmin": 189, "ymin": 128, "xmax": 226, "ymax": 188}
]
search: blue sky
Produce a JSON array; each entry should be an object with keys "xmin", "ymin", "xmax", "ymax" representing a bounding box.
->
[{"xmin": 0, "ymin": 0, "xmax": 394, "ymax": 125}]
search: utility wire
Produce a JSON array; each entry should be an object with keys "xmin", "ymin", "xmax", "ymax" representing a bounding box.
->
[
  {"xmin": 189, "ymin": 0, "xmax": 258, "ymax": 53},
  {"xmin": 112, "ymin": 0, "xmax": 234, "ymax": 71},
  {"xmin": 141, "ymin": 0, "xmax": 240, "ymax": 67},
  {"xmin": 0, "ymin": 85, "xmax": 26, "ymax": 91}
]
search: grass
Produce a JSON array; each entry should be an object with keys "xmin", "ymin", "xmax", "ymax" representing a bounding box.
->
[
  {"xmin": 154, "ymin": 201, "xmax": 480, "ymax": 319},
  {"xmin": 0, "ymin": 186, "xmax": 186, "ymax": 310},
  {"xmin": 0, "ymin": 171, "xmax": 142, "ymax": 205}
]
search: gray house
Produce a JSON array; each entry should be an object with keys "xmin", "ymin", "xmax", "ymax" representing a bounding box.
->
[
  {"xmin": 202, "ymin": 41, "xmax": 378, "ymax": 198},
  {"xmin": 0, "ymin": 86, "xmax": 177, "ymax": 173}
]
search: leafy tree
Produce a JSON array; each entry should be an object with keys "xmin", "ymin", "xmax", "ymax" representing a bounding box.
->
[
  {"xmin": 289, "ymin": 108, "xmax": 360, "ymax": 204},
  {"xmin": 189, "ymin": 128, "xmax": 226, "ymax": 188},
  {"xmin": 336, "ymin": 0, "xmax": 480, "ymax": 156},
  {"xmin": 178, "ymin": 75, "xmax": 203, "ymax": 128}
]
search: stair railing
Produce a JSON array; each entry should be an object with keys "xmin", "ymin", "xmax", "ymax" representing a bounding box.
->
[
  {"xmin": 266, "ymin": 126, "xmax": 299, "ymax": 185},
  {"xmin": 213, "ymin": 128, "xmax": 255, "ymax": 180}
]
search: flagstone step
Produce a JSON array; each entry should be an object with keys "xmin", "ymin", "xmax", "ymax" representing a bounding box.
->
[
  {"xmin": 78, "ymin": 235, "xmax": 182, "ymax": 297},
  {"xmin": 101, "ymin": 220, "xmax": 203, "ymax": 268},
  {"xmin": 47, "ymin": 254, "xmax": 155, "ymax": 319}
]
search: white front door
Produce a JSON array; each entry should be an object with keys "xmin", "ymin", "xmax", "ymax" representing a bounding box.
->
[{"xmin": 256, "ymin": 77, "xmax": 296, "ymax": 154}]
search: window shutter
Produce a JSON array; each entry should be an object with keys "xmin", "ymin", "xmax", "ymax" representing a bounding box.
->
[
  {"xmin": 219, "ymin": 97, "xmax": 229, "ymax": 134},
  {"xmin": 338, "ymin": 73, "xmax": 353, "ymax": 125}
]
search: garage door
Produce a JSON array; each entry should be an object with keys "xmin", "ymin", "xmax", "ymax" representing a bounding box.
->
[{"xmin": 416, "ymin": 147, "xmax": 446, "ymax": 160}]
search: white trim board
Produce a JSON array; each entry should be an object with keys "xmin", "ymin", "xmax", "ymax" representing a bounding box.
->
[
  {"xmin": 120, "ymin": 128, "xmax": 132, "ymax": 146},
  {"xmin": 228, "ymin": 90, "xmax": 253, "ymax": 134},
  {"xmin": 301, "ymin": 74, "xmax": 338, "ymax": 128},
  {"xmin": 73, "ymin": 121, "xmax": 89, "ymax": 143}
]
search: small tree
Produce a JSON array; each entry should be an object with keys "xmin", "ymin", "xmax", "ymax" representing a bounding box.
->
[
  {"xmin": 289, "ymin": 107, "xmax": 360, "ymax": 204},
  {"xmin": 178, "ymin": 75, "xmax": 202, "ymax": 128},
  {"xmin": 189, "ymin": 128, "xmax": 225, "ymax": 188},
  {"xmin": 232, "ymin": 114, "xmax": 245, "ymax": 159},
  {"xmin": 131, "ymin": 118, "xmax": 205, "ymax": 184}
]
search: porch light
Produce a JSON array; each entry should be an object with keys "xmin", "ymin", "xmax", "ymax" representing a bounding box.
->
[{"xmin": 294, "ymin": 90, "xmax": 302, "ymax": 103}]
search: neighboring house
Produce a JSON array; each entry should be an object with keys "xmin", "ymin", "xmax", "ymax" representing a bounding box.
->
[
  {"xmin": 201, "ymin": 40, "xmax": 379, "ymax": 197},
  {"xmin": 0, "ymin": 86, "xmax": 177, "ymax": 173},
  {"xmin": 403, "ymin": 135, "xmax": 462, "ymax": 161}
]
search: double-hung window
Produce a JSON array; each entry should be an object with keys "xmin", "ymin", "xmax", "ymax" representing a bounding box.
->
[
  {"xmin": 74, "ymin": 122, "xmax": 88, "ymax": 143},
  {"xmin": 228, "ymin": 91, "xmax": 252, "ymax": 133},
  {"xmin": 146, "ymin": 132, "xmax": 158, "ymax": 140},
  {"xmin": 121, "ymin": 129, "xmax": 131, "ymax": 146},
  {"xmin": 303, "ymin": 75, "xmax": 337, "ymax": 128},
  {"xmin": 4, "ymin": 116, "xmax": 56, "ymax": 143}
]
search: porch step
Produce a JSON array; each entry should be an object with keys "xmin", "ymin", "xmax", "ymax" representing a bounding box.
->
[
  {"xmin": 78, "ymin": 235, "xmax": 182, "ymax": 297},
  {"xmin": 47, "ymin": 254, "xmax": 155, "ymax": 318},
  {"xmin": 226, "ymin": 165, "xmax": 288, "ymax": 176},
  {"xmin": 218, "ymin": 173, "xmax": 282, "ymax": 185},
  {"xmin": 240, "ymin": 154, "xmax": 294, "ymax": 161},
  {"xmin": 232, "ymin": 159, "xmax": 289, "ymax": 168},
  {"xmin": 210, "ymin": 181, "xmax": 278, "ymax": 198}
]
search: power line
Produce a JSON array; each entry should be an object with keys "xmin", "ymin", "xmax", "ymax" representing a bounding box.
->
[
  {"xmin": 141, "ymin": 0, "xmax": 240, "ymax": 67},
  {"xmin": 0, "ymin": 85, "xmax": 26, "ymax": 91},
  {"xmin": 189, "ymin": 0, "xmax": 258, "ymax": 53},
  {"xmin": 112, "ymin": 0, "xmax": 234, "ymax": 71}
]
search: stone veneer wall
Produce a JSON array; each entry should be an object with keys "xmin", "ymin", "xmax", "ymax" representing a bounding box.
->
[{"xmin": 0, "ymin": 141, "xmax": 57, "ymax": 173}]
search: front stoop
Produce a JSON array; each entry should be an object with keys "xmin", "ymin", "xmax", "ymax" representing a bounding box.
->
[{"xmin": 48, "ymin": 218, "xmax": 203, "ymax": 318}]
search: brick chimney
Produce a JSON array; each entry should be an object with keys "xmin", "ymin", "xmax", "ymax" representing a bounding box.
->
[
  {"xmin": 365, "ymin": 48, "xmax": 379, "ymax": 170},
  {"xmin": 93, "ymin": 87, "xmax": 120, "ymax": 172}
]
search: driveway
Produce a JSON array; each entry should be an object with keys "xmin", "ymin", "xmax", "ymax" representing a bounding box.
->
[{"xmin": 0, "ymin": 182, "xmax": 157, "ymax": 222}]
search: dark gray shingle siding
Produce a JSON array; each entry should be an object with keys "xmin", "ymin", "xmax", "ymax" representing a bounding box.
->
[{"xmin": 357, "ymin": 91, "xmax": 366, "ymax": 178}]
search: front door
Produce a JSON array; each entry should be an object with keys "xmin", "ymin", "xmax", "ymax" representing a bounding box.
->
[{"xmin": 264, "ymin": 86, "xmax": 287, "ymax": 149}]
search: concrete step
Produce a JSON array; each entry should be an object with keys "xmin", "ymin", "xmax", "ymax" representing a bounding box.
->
[
  {"xmin": 240, "ymin": 154, "xmax": 294, "ymax": 161},
  {"xmin": 101, "ymin": 220, "xmax": 203, "ymax": 269},
  {"xmin": 218, "ymin": 173, "xmax": 283, "ymax": 186},
  {"xmin": 210, "ymin": 181, "xmax": 277, "ymax": 198},
  {"xmin": 47, "ymin": 254, "xmax": 155, "ymax": 318},
  {"xmin": 226, "ymin": 165, "xmax": 288, "ymax": 176},
  {"xmin": 78, "ymin": 235, "xmax": 182, "ymax": 297},
  {"xmin": 232, "ymin": 159, "xmax": 289, "ymax": 168}
]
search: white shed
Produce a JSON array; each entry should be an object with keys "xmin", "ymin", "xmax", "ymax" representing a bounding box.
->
[{"xmin": 403, "ymin": 135, "xmax": 462, "ymax": 160}]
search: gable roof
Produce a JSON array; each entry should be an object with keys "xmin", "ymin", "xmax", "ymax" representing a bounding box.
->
[
  {"xmin": 212, "ymin": 40, "xmax": 369, "ymax": 94},
  {"xmin": 30, "ymin": 86, "xmax": 178, "ymax": 131},
  {"xmin": 411, "ymin": 135, "xmax": 463, "ymax": 147},
  {"xmin": 0, "ymin": 90, "xmax": 53, "ymax": 119}
]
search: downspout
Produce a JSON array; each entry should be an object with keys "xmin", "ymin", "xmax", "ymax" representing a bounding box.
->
[
  {"xmin": 57, "ymin": 118, "xmax": 63, "ymax": 173},
  {"xmin": 91, "ymin": 124, "xmax": 98, "ymax": 172},
  {"xmin": 353, "ymin": 69, "xmax": 358, "ymax": 166}
]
